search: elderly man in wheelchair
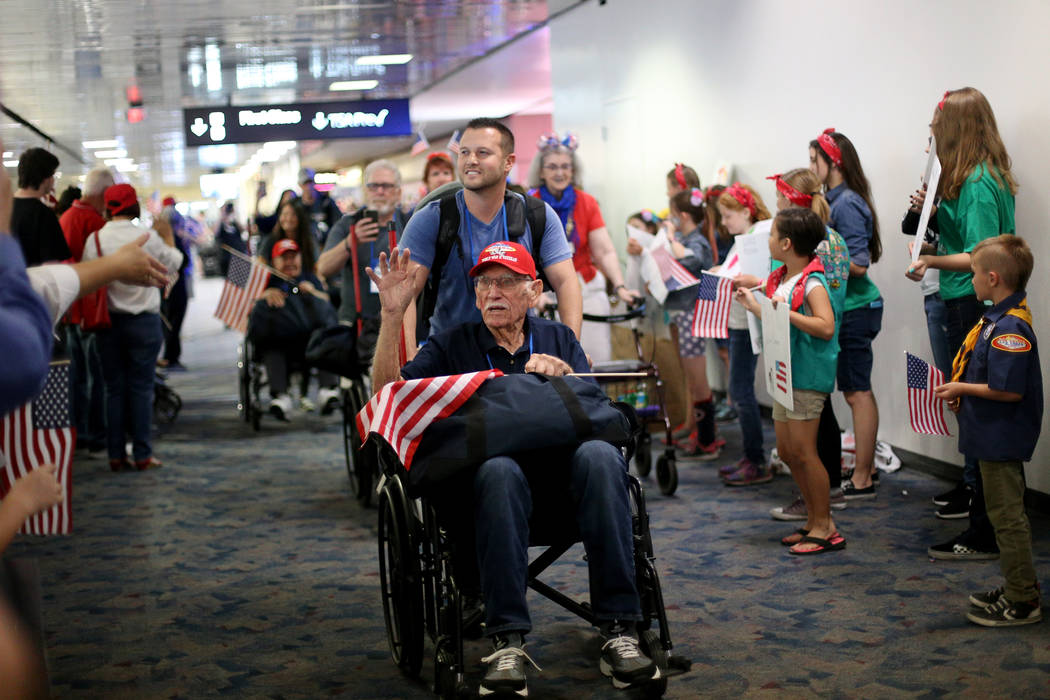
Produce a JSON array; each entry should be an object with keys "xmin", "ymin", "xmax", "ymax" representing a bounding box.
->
[{"xmin": 369, "ymin": 241, "xmax": 660, "ymax": 697}]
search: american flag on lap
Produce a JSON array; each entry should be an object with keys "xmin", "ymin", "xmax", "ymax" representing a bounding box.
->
[
  {"xmin": 692, "ymin": 272, "xmax": 733, "ymax": 338},
  {"xmin": 906, "ymin": 352, "xmax": 950, "ymax": 435},
  {"xmin": 357, "ymin": 370, "xmax": 502, "ymax": 469},
  {"xmin": 214, "ymin": 254, "xmax": 270, "ymax": 333},
  {"xmin": 0, "ymin": 362, "xmax": 75, "ymax": 535}
]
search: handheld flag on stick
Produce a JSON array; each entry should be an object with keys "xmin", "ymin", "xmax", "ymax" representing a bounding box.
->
[
  {"xmin": 411, "ymin": 130, "xmax": 429, "ymax": 156},
  {"xmin": 692, "ymin": 272, "xmax": 733, "ymax": 338},
  {"xmin": 214, "ymin": 254, "xmax": 271, "ymax": 333},
  {"xmin": 906, "ymin": 352, "xmax": 951, "ymax": 435}
]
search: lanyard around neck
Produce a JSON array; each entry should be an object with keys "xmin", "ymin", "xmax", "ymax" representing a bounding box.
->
[{"xmin": 485, "ymin": 330, "xmax": 533, "ymax": 370}]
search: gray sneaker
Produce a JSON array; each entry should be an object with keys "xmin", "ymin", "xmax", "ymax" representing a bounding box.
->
[
  {"xmin": 480, "ymin": 633, "xmax": 539, "ymax": 697},
  {"xmin": 829, "ymin": 487, "xmax": 848, "ymax": 511},
  {"xmin": 969, "ymin": 585, "xmax": 1005, "ymax": 609},
  {"xmin": 770, "ymin": 495, "xmax": 807, "ymax": 521},
  {"xmin": 967, "ymin": 595, "xmax": 1042, "ymax": 627},
  {"xmin": 598, "ymin": 622, "xmax": 659, "ymax": 689}
]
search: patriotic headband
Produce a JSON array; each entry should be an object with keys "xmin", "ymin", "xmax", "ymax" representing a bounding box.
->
[
  {"xmin": 674, "ymin": 163, "xmax": 687, "ymax": 189},
  {"xmin": 766, "ymin": 174, "xmax": 813, "ymax": 208},
  {"xmin": 725, "ymin": 183, "xmax": 756, "ymax": 217},
  {"xmin": 816, "ymin": 128, "xmax": 842, "ymax": 167},
  {"xmin": 937, "ymin": 90, "xmax": 951, "ymax": 111},
  {"xmin": 689, "ymin": 187, "xmax": 704, "ymax": 207},
  {"xmin": 537, "ymin": 132, "xmax": 578, "ymax": 152}
]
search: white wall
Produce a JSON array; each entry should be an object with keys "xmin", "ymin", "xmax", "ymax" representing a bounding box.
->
[{"xmin": 550, "ymin": 0, "xmax": 1050, "ymax": 492}]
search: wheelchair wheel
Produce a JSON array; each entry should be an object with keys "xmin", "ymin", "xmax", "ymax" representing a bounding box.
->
[
  {"xmin": 639, "ymin": 629, "xmax": 669, "ymax": 698},
  {"xmin": 634, "ymin": 432, "xmax": 652, "ymax": 477},
  {"xmin": 237, "ymin": 344, "xmax": 251, "ymax": 423},
  {"xmin": 378, "ymin": 485, "xmax": 424, "ymax": 677},
  {"xmin": 433, "ymin": 643, "xmax": 466, "ymax": 700},
  {"xmin": 342, "ymin": 388, "xmax": 362, "ymax": 497},
  {"xmin": 656, "ymin": 455, "xmax": 677, "ymax": 496}
]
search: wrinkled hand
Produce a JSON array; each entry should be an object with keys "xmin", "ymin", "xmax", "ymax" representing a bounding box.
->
[
  {"xmin": 298, "ymin": 280, "xmax": 317, "ymax": 295},
  {"xmin": 354, "ymin": 217, "xmax": 380, "ymax": 244},
  {"xmin": 114, "ymin": 234, "xmax": 170, "ymax": 288},
  {"xmin": 617, "ymin": 286, "xmax": 642, "ymax": 305},
  {"xmin": 8, "ymin": 464, "xmax": 63, "ymax": 518},
  {"xmin": 524, "ymin": 352, "xmax": 573, "ymax": 377},
  {"xmin": 262, "ymin": 287, "xmax": 286, "ymax": 308},
  {"xmin": 625, "ymin": 238, "xmax": 643, "ymax": 256},
  {"xmin": 366, "ymin": 248, "xmax": 425, "ymax": 316}
]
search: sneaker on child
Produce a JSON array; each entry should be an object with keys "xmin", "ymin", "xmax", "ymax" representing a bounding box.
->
[
  {"xmin": 927, "ymin": 534, "xmax": 999, "ymax": 561},
  {"xmin": 723, "ymin": 459, "xmax": 772, "ymax": 487},
  {"xmin": 966, "ymin": 595, "xmax": 1042, "ymax": 627},
  {"xmin": 936, "ymin": 485, "xmax": 973, "ymax": 520}
]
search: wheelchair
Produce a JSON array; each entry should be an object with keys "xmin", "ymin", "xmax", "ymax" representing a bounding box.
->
[
  {"xmin": 340, "ymin": 373, "xmax": 376, "ymax": 505},
  {"xmin": 375, "ymin": 439, "xmax": 689, "ymax": 698},
  {"xmin": 237, "ymin": 337, "xmax": 264, "ymax": 431}
]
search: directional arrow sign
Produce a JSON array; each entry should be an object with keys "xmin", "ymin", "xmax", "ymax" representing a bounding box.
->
[{"xmin": 182, "ymin": 98, "xmax": 410, "ymax": 146}]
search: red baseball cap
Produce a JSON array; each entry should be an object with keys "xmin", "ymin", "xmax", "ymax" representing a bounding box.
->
[
  {"xmin": 104, "ymin": 183, "xmax": 138, "ymax": 216},
  {"xmin": 272, "ymin": 238, "xmax": 300, "ymax": 258},
  {"xmin": 469, "ymin": 241, "xmax": 536, "ymax": 280},
  {"xmin": 162, "ymin": 196, "xmax": 176, "ymax": 207}
]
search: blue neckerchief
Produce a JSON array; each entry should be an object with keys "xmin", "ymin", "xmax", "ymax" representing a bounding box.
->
[{"xmin": 536, "ymin": 185, "xmax": 577, "ymax": 248}]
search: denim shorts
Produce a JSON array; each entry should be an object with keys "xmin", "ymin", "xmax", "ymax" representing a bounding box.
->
[{"xmin": 836, "ymin": 301, "xmax": 883, "ymax": 392}]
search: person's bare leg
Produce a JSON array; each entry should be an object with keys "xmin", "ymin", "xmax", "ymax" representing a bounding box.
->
[{"xmin": 844, "ymin": 390, "xmax": 878, "ymax": 488}]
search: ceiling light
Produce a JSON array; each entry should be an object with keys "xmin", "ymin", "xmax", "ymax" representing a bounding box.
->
[
  {"xmin": 83, "ymin": 139, "xmax": 119, "ymax": 149},
  {"xmin": 94, "ymin": 149, "xmax": 127, "ymax": 159},
  {"xmin": 3, "ymin": 160, "xmax": 18, "ymax": 167},
  {"xmin": 104, "ymin": 158, "xmax": 135, "ymax": 167},
  {"xmin": 2, "ymin": 151, "xmax": 11, "ymax": 158},
  {"xmin": 115, "ymin": 162, "xmax": 139, "ymax": 173},
  {"xmin": 356, "ymin": 54, "xmax": 412, "ymax": 65},
  {"xmin": 329, "ymin": 80, "xmax": 378, "ymax": 91}
]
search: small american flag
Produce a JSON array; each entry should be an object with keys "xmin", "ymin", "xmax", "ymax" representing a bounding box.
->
[
  {"xmin": 214, "ymin": 254, "xmax": 270, "ymax": 334},
  {"xmin": 775, "ymin": 360, "xmax": 789, "ymax": 393},
  {"xmin": 692, "ymin": 273, "xmax": 733, "ymax": 338},
  {"xmin": 357, "ymin": 371, "xmax": 501, "ymax": 469},
  {"xmin": 0, "ymin": 362, "xmax": 74, "ymax": 535},
  {"xmin": 650, "ymin": 246, "xmax": 700, "ymax": 291},
  {"xmin": 446, "ymin": 129, "xmax": 461, "ymax": 155},
  {"xmin": 906, "ymin": 352, "xmax": 950, "ymax": 435},
  {"xmin": 411, "ymin": 130, "xmax": 430, "ymax": 156}
]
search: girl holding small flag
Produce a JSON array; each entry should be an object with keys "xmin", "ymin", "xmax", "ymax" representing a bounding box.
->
[
  {"xmin": 712, "ymin": 184, "xmax": 772, "ymax": 485},
  {"xmin": 736, "ymin": 209, "xmax": 841, "ymax": 554}
]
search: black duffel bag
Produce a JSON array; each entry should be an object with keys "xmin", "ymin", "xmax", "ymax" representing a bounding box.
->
[
  {"xmin": 305, "ymin": 323, "xmax": 359, "ymax": 378},
  {"xmin": 395, "ymin": 373, "xmax": 638, "ymax": 497}
]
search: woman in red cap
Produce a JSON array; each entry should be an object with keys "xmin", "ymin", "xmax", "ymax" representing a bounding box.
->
[
  {"xmin": 82, "ymin": 184, "xmax": 184, "ymax": 471},
  {"xmin": 422, "ymin": 152, "xmax": 455, "ymax": 194}
]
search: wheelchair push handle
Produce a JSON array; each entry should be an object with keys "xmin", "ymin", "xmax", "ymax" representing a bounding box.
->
[{"xmin": 541, "ymin": 299, "xmax": 647, "ymax": 324}]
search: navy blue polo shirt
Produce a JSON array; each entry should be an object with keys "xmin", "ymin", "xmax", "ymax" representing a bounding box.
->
[
  {"xmin": 957, "ymin": 291, "xmax": 1043, "ymax": 461},
  {"xmin": 400, "ymin": 315, "xmax": 590, "ymax": 380}
]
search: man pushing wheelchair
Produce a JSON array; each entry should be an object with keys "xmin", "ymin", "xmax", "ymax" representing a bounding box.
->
[{"xmin": 368, "ymin": 241, "xmax": 660, "ymax": 696}]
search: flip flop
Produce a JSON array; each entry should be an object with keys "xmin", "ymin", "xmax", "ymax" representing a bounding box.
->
[
  {"xmin": 780, "ymin": 528, "xmax": 810, "ymax": 546},
  {"xmin": 788, "ymin": 532, "xmax": 846, "ymax": 556}
]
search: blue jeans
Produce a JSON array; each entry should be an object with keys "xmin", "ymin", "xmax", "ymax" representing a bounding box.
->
[
  {"xmin": 728, "ymin": 328, "xmax": 763, "ymax": 465},
  {"xmin": 473, "ymin": 441, "xmax": 641, "ymax": 637},
  {"xmin": 98, "ymin": 312, "xmax": 163, "ymax": 462},
  {"xmin": 923, "ymin": 292, "xmax": 952, "ymax": 376},
  {"xmin": 67, "ymin": 325, "xmax": 107, "ymax": 449}
]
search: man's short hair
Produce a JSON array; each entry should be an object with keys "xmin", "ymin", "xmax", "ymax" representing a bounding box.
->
[
  {"xmin": 465, "ymin": 118, "xmax": 515, "ymax": 155},
  {"xmin": 973, "ymin": 234, "xmax": 1034, "ymax": 291},
  {"xmin": 364, "ymin": 159, "xmax": 402, "ymax": 186},
  {"xmin": 82, "ymin": 167, "xmax": 115, "ymax": 197},
  {"xmin": 17, "ymin": 148, "xmax": 59, "ymax": 189}
]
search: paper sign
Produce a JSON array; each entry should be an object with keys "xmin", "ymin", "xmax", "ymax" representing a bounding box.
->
[
  {"xmin": 759, "ymin": 294, "xmax": 793, "ymax": 411},
  {"xmin": 912, "ymin": 137, "xmax": 941, "ymax": 264},
  {"xmin": 736, "ymin": 220, "xmax": 772, "ymax": 279}
]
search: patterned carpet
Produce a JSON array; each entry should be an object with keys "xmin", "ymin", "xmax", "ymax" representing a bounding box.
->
[{"xmin": 7, "ymin": 278, "xmax": 1050, "ymax": 699}]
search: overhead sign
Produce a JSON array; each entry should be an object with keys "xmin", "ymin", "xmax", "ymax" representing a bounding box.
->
[{"xmin": 182, "ymin": 98, "xmax": 411, "ymax": 146}]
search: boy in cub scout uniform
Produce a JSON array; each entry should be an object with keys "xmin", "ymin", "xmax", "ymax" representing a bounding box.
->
[{"xmin": 934, "ymin": 235, "xmax": 1043, "ymax": 626}]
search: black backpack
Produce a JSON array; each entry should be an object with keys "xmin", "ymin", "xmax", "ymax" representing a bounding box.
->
[{"xmin": 416, "ymin": 187, "xmax": 547, "ymax": 342}]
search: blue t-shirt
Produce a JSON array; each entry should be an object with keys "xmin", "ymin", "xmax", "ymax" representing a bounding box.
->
[
  {"xmin": 398, "ymin": 190, "xmax": 572, "ymax": 337},
  {"xmin": 400, "ymin": 316, "xmax": 590, "ymax": 379},
  {"xmin": 0, "ymin": 235, "xmax": 52, "ymax": 416},
  {"xmin": 957, "ymin": 291, "xmax": 1043, "ymax": 461}
]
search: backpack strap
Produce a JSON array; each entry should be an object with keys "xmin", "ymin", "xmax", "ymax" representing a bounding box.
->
[
  {"xmin": 522, "ymin": 194, "xmax": 550, "ymax": 291},
  {"xmin": 417, "ymin": 193, "xmax": 462, "ymax": 342}
]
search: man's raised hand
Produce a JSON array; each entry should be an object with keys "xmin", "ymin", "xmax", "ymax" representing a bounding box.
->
[{"xmin": 366, "ymin": 247, "xmax": 426, "ymax": 317}]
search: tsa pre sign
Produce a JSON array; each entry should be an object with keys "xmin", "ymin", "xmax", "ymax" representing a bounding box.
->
[{"xmin": 182, "ymin": 98, "xmax": 411, "ymax": 146}]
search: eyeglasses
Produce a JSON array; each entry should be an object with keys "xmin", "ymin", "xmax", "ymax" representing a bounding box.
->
[
  {"xmin": 365, "ymin": 182, "xmax": 398, "ymax": 192},
  {"xmin": 542, "ymin": 163, "xmax": 572, "ymax": 172},
  {"xmin": 473, "ymin": 275, "xmax": 530, "ymax": 291}
]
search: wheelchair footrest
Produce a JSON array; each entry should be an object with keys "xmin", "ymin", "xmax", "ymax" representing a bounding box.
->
[{"xmin": 664, "ymin": 654, "xmax": 692, "ymax": 677}]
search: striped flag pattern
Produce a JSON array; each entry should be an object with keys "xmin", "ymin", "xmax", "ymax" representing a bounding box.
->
[
  {"xmin": 411, "ymin": 130, "xmax": 429, "ymax": 156},
  {"xmin": 906, "ymin": 352, "xmax": 951, "ymax": 435},
  {"xmin": 775, "ymin": 360, "xmax": 789, "ymax": 393},
  {"xmin": 214, "ymin": 254, "xmax": 270, "ymax": 334},
  {"xmin": 692, "ymin": 273, "xmax": 733, "ymax": 338},
  {"xmin": 356, "ymin": 370, "xmax": 502, "ymax": 469},
  {"xmin": 649, "ymin": 246, "xmax": 700, "ymax": 290},
  {"xmin": 0, "ymin": 362, "xmax": 75, "ymax": 535},
  {"xmin": 446, "ymin": 129, "xmax": 461, "ymax": 154}
]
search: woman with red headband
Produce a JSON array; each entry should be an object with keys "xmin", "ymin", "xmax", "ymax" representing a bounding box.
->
[
  {"xmin": 422, "ymin": 152, "xmax": 455, "ymax": 193},
  {"xmin": 710, "ymin": 183, "xmax": 771, "ymax": 482},
  {"xmin": 527, "ymin": 133, "xmax": 639, "ymax": 364},
  {"xmin": 905, "ymin": 87, "xmax": 1017, "ymax": 561},
  {"xmin": 809, "ymin": 128, "xmax": 883, "ymax": 503}
]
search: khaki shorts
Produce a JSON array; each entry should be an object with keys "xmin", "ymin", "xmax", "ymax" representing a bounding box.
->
[{"xmin": 772, "ymin": 389, "xmax": 828, "ymax": 422}]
